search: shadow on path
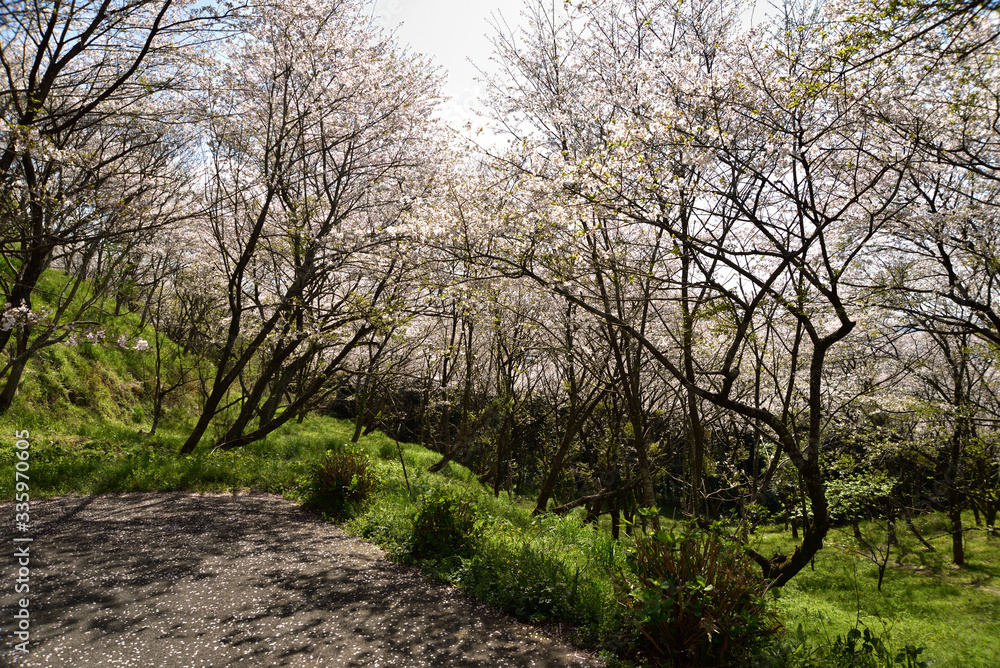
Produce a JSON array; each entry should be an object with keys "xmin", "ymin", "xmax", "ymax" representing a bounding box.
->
[{"xmin": 0, "ymin": 493, "xmax": 602, "ymax": 667}]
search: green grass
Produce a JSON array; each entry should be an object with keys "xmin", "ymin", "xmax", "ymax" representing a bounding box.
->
[
  {"xmin": 753, "ymin": 516, "xmax": 1000, "ymax": 668},
  {"xmin": 0, "ymin": 302, "xmax": 995, "ymax": 668},
  {"xmin": 0, "ymin": 415, "xmax": 422, "ymax": 499},
  {"xmin": 346, "ymin": 475, "xmax": 627, "ymax": 647},
  {"xmin": 3, "ymin": 412, "xmax": 999, "ymax": 666}
]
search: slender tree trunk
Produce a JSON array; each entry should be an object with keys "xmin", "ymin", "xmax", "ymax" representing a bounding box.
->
[
  {"xmin": 611, "ymin": 498, "xmax": 620, "ymax": 540},
  {"xmin": 679, "ymin": 226, "xmax": 707, "ymax": 518},
  {"xmin": 0, "ymin": 332, "xmax": 30, "ymax": 412},
  {"xmin": 634, "ymin": 429, "xmax": 660, "ymax": 530},
  {"xmin": 493, "ymin": 416, "xmax": 510, "ymax": 498},
  {"xmin": 534, "ymin": 389, "xmax": 603, "ymax": 515},
  {"xmin": 351, "ymin": 379, "xmax": 370, "ymax": 443},
  {"xmin": 947, "ymin": 413, "xmax": 969, "ymax": 566},
  {"xmin": 904, "ymin": 510, "xmax": 935, "ymax": 551}
]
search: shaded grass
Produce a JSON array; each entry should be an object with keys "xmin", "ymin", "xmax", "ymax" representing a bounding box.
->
[{"xmin": 345, "ymin": 468, "xmax": 629, "ymax": 649}]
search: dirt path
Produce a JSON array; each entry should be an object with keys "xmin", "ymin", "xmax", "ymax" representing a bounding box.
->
[{"xmin": 0, "ymin": 493, "xmax": 604, "ymax": 667}]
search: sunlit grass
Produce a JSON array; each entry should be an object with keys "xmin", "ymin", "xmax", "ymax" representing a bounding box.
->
[
  {"xmin": 0, "ymin": 415, "xmax": 424, "ymax": 499},
  {"xmin": 345, "ymin": 460, "xmax": 628, "ymax": 648},
  {"xmin": 755, "ymin": 515, "xmax": 1000, "ymax": 668},
  {"xmin": 2, "ymin": 407, "xmax": 998, "ymax": 666}
]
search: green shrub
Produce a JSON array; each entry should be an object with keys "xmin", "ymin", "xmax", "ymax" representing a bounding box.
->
[
  {"xmin": 377, "ymin": 440, "xmax": 398, "ymax": 460},
  {"xmin": 755, "ymin": 623, "xmax": 929, "ymax": 668},
  {"xmin": 303, "ymin": 447, "xmax": 379, "ymax": 517},
  {"xmin": 814, "ymin": 627, "xmax": 927, "ymax": 668},
  {"xmin": 410, "ymin": 489, "xmax": 477, "ymax": 559},
  {"xmin": 620, "ymin": 519, "xmax": 782, "ymax": 666},
  {"xmin": 457, "ymin": 530, "xmax": 606, "ymax": 629}
]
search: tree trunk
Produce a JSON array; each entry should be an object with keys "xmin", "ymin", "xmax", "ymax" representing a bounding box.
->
[
  {"xmin": 534, "ymin": 389, "xmax": 603, "ymax": 515},
  {"xmin": 493, "ymin": 417, "xmax": 510, "ymax": 498},
  {"xmin": 634, "ymin": 429, "xmax": 660, "ymax": 530},
  {"xmin": 904, "ymin": 510, "xmax": 935, "ymax": 551},
  {"xmin": 351, "ymin": 382, "xmax": 369, "ymax": 443},
  {"xmin": 947, "ymin": 417, "xmax": 968, "ymax": 566},
  {"xmin": 949, "ymin": 506, "xmax": 965, "ymax": 566},
  {"xmin": 0, "ymin": 339, "xmax": 30, "ymax": 413}
]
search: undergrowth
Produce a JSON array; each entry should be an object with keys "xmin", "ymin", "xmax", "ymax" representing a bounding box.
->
[{"xmin": 3, "ymin": 411, "xmax": 994, "ymax": 666}]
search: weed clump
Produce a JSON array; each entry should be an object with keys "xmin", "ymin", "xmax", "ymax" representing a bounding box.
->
[
  {"xmin": 756, "ymin": 623, "xmax": 929, "ymax": 668},
  {"xmin": 303, "ymin": 447, "xmax": 379, "ymax": 517},
  {"xmin": 619, "ymin": 518, "xmax": 781, "ymax": 666},
  {"xmin": 456, "ymin": 519, "xmax": 609, "ymax": 631},
  {"xmin": 410, "ymin": 489, "xmax": 477, "ymax": 559},
  {"xmin": 376, "ymin": 440, "xmax": 397, "ymax": 460}
]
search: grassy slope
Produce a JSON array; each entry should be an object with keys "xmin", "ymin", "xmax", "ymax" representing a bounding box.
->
[{"xmin": 0, "ymin": 267, "xmax": 188, "ymax": 440}]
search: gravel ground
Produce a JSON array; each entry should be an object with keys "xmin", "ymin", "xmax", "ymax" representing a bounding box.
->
[{"xmin": 0, "ymin": 493, "xmax": 605, "ymax": 667}]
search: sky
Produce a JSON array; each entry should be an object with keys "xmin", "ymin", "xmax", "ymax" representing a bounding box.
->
[
  {"xmin": 372, "ymin": 0, "xmax": 527, "ymax": 134},
  {"xmin": 371, "ymin": 1, "xmax": 766, "ymax": 142}
]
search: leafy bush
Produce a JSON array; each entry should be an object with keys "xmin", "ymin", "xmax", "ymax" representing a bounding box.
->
[
  {"xmin": 303, "ymin": 447, "xmax": 379, "ymax": 517},
  {"xmin": 456, "ymin": 525, "xmax": 607, "ymax": 630},
  {"xmin": 377, "ymin": 440, "xmax": 398, "ymax": 460},
  {"xmin": 826, "ymin": 472, "xmax": 896, "ymax": 526},
  {"xmin": 410, "ymin": 489, "xmax": 477, "ymax": 559},
  {"xmin": 756, "ymin": 624, "xmax": 929, "ymax": 668},
  {"xmin": 619, "ymin": 519, "xmax": 782, "ymax": 666},
  {"xmin": 815, "ymin": 627, "xmax": 927, "ymax": 668}
]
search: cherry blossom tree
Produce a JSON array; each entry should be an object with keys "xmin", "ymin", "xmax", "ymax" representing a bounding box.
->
[
  {"xmin": 0, "ymin": 0, "xmax": 226, "ymax": 411},
  {"xmin": 177, "ymin": 0, "xmax": 443, "ymax": 453},
  {"xmin": 475, "ymin": 0, "xmax": 923, "ymax": 585},
  {"xmin": 846, "ymin": 0, "xmax": 1000, "ymax": 562}
]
